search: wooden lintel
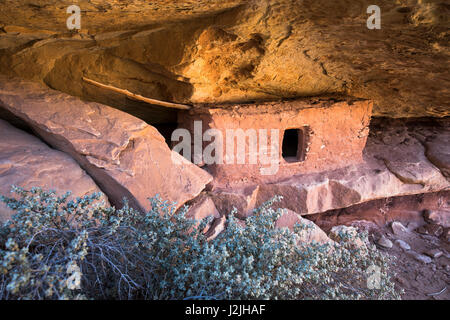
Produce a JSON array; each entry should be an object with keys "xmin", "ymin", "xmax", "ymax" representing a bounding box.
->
[{"xmin": 82, "ymin": 76, "xmax": 191, "ymax": 110}]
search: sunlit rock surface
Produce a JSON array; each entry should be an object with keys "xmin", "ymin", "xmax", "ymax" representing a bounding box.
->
[
  {"xmin": 0, "ymin": 0, "xmax": 448, "ymax": 120},
  {"xmin": 0, "ymin": 118, "xmax": 108, "ymax": 222}
]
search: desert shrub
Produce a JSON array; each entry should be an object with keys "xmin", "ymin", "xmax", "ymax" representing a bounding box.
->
[{"xmin": 0, "ymin": 186, "xmax": 401, "ymax": 300}]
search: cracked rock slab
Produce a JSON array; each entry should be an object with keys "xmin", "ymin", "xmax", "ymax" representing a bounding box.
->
[
  {"xmin": 276, "ymin": 209, "xmax": 334, "ymax": 246},
  {"xmin": 0, "ymin": 76, "xmax": 212, "ymax": 211},
  {"xmin": 185, "ymin": 192, "xmax": 220, "ymax": 222},
  {"xmin": 0, "ymin": 118, "xmax": 108, "ymax": 222}
]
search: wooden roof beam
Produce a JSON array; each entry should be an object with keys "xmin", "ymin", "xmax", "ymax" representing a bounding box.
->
[{"xmin": 82, "ymin": 76, "xmax": 191, "ymax": 110}]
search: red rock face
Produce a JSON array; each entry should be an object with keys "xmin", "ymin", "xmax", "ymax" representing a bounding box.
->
[
  {"xmin": 178, "ymin": 98, "xmax": 372, "ymax": 187},
  {"xmin": 0, "ymin": 119, "xmax": 108, "ymax": 222}
]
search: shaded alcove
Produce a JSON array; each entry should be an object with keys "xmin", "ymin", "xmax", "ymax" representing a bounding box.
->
[
  {"xmin": 282, "ymin": 129, "xmax": 298, "ymax": 158},
  {"xmin": 282, "ymin": 127, "xmax": 309, "ymax": 163}
]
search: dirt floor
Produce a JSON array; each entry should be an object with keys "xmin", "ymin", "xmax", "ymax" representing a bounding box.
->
[
  {"xmin": 308, "ymin": 190, "xmax": 450, "ymax": 300},
  {"xmin": 386, "ymin": 226, "xmax": 450, "ymax": 300}
]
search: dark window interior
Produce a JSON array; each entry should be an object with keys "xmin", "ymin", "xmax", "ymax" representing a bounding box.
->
[{"xmin": 282, "ymin": 128, "xmax": 307, "ymax": 163}]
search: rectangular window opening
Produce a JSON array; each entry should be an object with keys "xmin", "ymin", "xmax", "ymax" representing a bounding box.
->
[{"xmin": 282, "ymin": 128, "xmax": 307, "ymax": 163}]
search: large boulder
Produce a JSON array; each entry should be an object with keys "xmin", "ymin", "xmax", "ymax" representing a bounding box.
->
[
  {"xmin": 0, "ymin": 76, "xmax": 212, "ymax": 211},
  {"xmin": 0, "ymin": 119, "xmax": 107, "ymax": 222},
  {"xmin": 424, "ymin": 131, "xmax": 450, "ymax": 178},
  {"xmin": 275, "ymin": 209, "xmax": 334, "ymax": 246},
  {"xmin": 252, "ymin": 159, "xmax": 422, "ymax": 215},
  {"xmin": 210, "ymin": 185, "xmax": 259, "ymax": 219},
  {"xmin": 423, "ymin": 209, "xmax": 450, "ymax": 228},
  {"xmin": 184, "ymin": 192, "xmax": 220, "ymax": 223}
]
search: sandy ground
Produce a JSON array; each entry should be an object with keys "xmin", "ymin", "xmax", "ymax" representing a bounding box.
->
[
  {"xmin": 373, "ymin": 223, "xmax": 450, "ymax": 300},
  {"xmin": 309, "ymin": 190, "xmax": 450, "ymax": 300}
]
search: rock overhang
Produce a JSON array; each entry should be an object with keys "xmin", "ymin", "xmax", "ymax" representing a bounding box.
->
[{"xmin": 0, "ymin": 0, "xmax": 448, "ymax": 119}]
